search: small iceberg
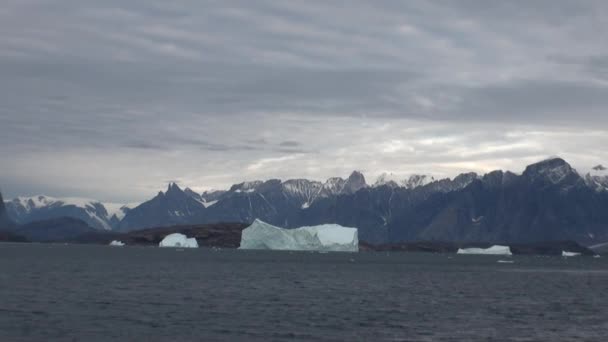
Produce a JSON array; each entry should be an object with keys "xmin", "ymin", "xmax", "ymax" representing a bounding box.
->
[
  {"xmin": 594, "ymin": 255, "xmax": 601, "ymax": 258},
  {"xmin": 109, "ymin": 240, "xmax": 125, "ymax": 246},
  {"xmin": 239, "ymin": 219, "xmax": 358, "ymax": 252},
  {"xmin": 497, "ymin": 260, "xmax": 514, "ymax": 264},
  {"xmin": 159, "ymin": 233, "xmax": 198, "ymax": 248},
  {"xmin": 457, "ymin": 245, "xmax": 512, "ymax": 255},
  {"xmin": 562, "ymin": 251, "xmax": 581, "ymax": 257}
]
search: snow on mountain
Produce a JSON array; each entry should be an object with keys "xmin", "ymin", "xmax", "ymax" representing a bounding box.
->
[
  {"xmin": 317, "ymin": 177, "xmax": 347, "ymax": 198},
  {"xmin": 201, "ymin": 190, "xmax": 227, "ymax": 202},
  {"xmin": 6, "ymin": 195, "xmax": 116, "ymax": 230},
  {"xmin": 373, "ymin": 173, "xmax": 402, "ymax": 188},
  {"xmin": 404, "ymin": 174, "xmax": 436, "ymax": 189},
  {"xmin": 583, "ymin": 164, "xmax": 608, "ymax": 192},
  {"xmin": 342, "ymin": 171, "xmax": 367, "ymax": 194},
  {"xmin": 104, "ymin": 202, "xmax": 139, "ymax": 221},
  {"xmin": 183, "ymin": 188, "xmax": 219, "ymax": 208},
  {"xmin": 281, "ymin": 179, "xmax": 323, "ymax": 209},
  {"xmin": 373, "ymin": 173, "xmax": 436, "ymax": 189},
  {"xmin": 523, "ymin": 158, "xmax": 580, "ymax": 185},
  {"xmin": 230, "ymin": 181, "xmax": 263, "ymax": 193}
]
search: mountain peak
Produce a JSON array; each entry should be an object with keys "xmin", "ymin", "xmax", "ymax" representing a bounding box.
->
[
  {"xmin": 373, "ymin": 173, "xmax": 401, "ymax": 188},
  {"xmin": 166, "ymin": 182, "xmax": 184, "ymax": 196},
  {"xmin": 523, "ymin": 157, "xmax": 579, "ymax": 185},
  {"xmin": 184, "ymin": 187, "xmax": 202, "ymax": 201},
  {"xmin": 0, "ymin": 191, "xmax": 9, "ymax": 227},
  {"xmin": 585, "ymin": 164, "xmax": 608, "ymax": 192},
  {"xmin": 343, "ymin": 171, "xmax": 367, "ymax": 194},
  {"xmin": 404, "ymin": 174, "xmax": 436, "ymax": 189}
]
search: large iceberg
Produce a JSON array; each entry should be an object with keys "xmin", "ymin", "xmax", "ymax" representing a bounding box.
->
[
  {"xmin": 159, "ymin": 233, "xmax": 199, "ymax": 248},
  {"xmin": 239, "ymin": 219, "xmax": 359, "ymax": 252},
  {"xmin": 457, "ymin": 245, "xmax": 512, "ymax": 255}
]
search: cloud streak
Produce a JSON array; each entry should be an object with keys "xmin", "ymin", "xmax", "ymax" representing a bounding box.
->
[{"xmin": 1, "ymin": 0, "xmax": 608, "ymax": 202}]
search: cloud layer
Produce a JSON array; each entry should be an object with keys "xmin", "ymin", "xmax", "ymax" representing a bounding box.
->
[{"xmin": 1, "ymin": 0, "xmax": 608, "ymax": 202}]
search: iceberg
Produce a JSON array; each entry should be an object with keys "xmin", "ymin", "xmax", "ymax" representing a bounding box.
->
[
  {"xmin": 239, "ymin": 219, "xmax": 358, "ymax": 252},
  {"xmin": 159, "ymin": 233, "xmax": 199, "ymax": 248},
  {"xmin": 562, "ymin": 251, "xmax": 581, "ymax": 257},
  {"xmin": 109, "ymin": 240, "xmax": 125, "ymax": 246},
  {"xmin": 457, "ymin": 245, "xmax": 512, "ymax": 255}
]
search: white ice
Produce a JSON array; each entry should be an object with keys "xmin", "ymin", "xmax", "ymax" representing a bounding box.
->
[
  {"xmin": 239, "ymin": 219, "xmax": 358, "ymax": 252},
  {"xmin": 562, "ymin": 251, "xmax": 581, "ymax": 257},
  {"xmin": 457, "ymin": 245, "xmax": 512, "ymax": 255},
  {"xmin": 159, "ymin": 233, "xmax": 199, "ymax": 248},
  {"xmin": 109, "ymin": 240, "xmax": 125, "ymax": 246}
]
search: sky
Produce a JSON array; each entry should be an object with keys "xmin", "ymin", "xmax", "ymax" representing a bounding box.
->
[{"xmin": 1, "ymin": 0, "xmax": 608, "ymax": 203}]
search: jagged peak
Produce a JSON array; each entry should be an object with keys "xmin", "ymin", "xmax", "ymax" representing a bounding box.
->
[
  {"xmin": 584, "ymin": 164, "xmax": 608, "ymax": 192},
  {"xmin": 229, "ymin": 180, "xmax": 264, "ymax": 193},
  {"xmin": 347, "ymin": 170, "xmax": 365, "ymax": 180},
  {"xmin": 343, "ymin": 170, "xmax": 367, "ymax": 194},
  {"xmin": 167, "ymin": 182, "xmax": 182, "ymax": 192},
  {"xmin": 373, "ymin": 172, "xmax": 401, "ymax": 188},
  {"xmin": 524, "ymin": 157, "xmax": 572, "ymax": 173},
  {"xmin": 523, "ymin": 157, "xmax": 580, "ymax": 185},
  {"xmin": 404, "ymin": 174, "xmax": 436, "ymax": 189}
]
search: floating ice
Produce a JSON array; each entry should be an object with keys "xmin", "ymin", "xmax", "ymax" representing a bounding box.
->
[
  {"xmin": 562, "ymin": 251, "xmax": 581, "ymax": 257},
  {"xmin": 497, "ymin": 260, "xmax": 514, "ymax": 264},
  {"xmin": 457, "ymin": 245, "xmax": 512, "ymax": 255},
  {"xmin": 109, "ymin": 240, "xmax": 125, "ymax": 246},
  {"xmin": 239, "ymin": 219, "xmax": 358, "ymax": 252},
  {"xmin": 159, "ymin": 233, "xmax": 198, "ymax": 248}
]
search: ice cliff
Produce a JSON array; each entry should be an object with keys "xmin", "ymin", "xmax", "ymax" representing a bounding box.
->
[
  {"xmin": 457, "ymin": 245, "xmax": 512, "ymax": 255},
  {"xmin": 239, "ymin": 219, "xmax": 359, "ymax": 252}
]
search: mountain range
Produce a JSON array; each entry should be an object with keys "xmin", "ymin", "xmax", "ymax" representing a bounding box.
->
[{"xmin": 3, "ymin": 157, "xmax": 608, "ymax": 245}]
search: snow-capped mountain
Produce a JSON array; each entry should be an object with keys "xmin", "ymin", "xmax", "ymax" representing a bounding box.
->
[
  {"xmin": 373, "ymin": 173, "xmax": 436, "ymax": 189},
  {"xmin": 281, "ymin": 179, "xmax": 323, "ymax": 209},
  {"xmin": 4, "ymin": 195, "xmax": 118, "ymax": 230},
  {"xmin": 0, "ymin": 191, "xmax": 13, "ymax": 229},
  {"xmin": 117, "ymin": 183, "xmax": 208, "ymax": 231},
  {"xmin": 6, "ymin": 157, "xmax": 608, "ymax": 245},
  {"xmin": 342, "ymin": 171, "xmax": 367, "ymax": 194},
  {"xmin": 523, "ymin": 157, "xmax": 581, "ymax": 186},
  {"xmin": 184, "ymin": 188, "xmax": 220, "ymax": 208},
  {"xmin": 373, "ymin": 173, "xmax": 402, "ymax": 188},
  {"xmin": 229, "ymin": 181, "xmax": 264, "ymax": 193},
  {"xmin": 583, "ymin": 164, "xmax": 608, "ymax": 192},
  {"xmin": 404, "ymin": 174, "xmax": 436, "ymax": 189}
]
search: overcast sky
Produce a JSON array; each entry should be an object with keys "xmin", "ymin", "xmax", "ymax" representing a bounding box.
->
[{"xmin": 2, "ymin": 0, "xmax": 608, "ymax": 203}]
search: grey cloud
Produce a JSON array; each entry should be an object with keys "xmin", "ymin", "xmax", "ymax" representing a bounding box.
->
[
  {"xmin": 278, "ymin": 141, "xmax": 300, "ymax": 147},
  {"xmin": 2, "ymin": 0, "xmax": 608, "ymax": 201}
]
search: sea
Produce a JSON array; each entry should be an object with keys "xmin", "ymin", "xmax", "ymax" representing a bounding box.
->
[{"xmin": 1, "ymin": 243, "xmax": 607, "ymax": 341}]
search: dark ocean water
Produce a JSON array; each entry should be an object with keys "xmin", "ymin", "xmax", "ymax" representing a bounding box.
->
[{"xmin": 1, "ymin": 243, "xmax": 607, "ymax": 341}]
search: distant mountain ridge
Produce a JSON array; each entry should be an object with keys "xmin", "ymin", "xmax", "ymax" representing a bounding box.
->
[
  {"xmin": 4, "ymin": 157, "xmax": 608, "ymax": 246},
  {"xmin": 4, "ymin": 195, "xmax": 135, "ymax": 230},
  {"xmin": 0, "ymin": 191, "xmax": 15, "ymax": 229}
]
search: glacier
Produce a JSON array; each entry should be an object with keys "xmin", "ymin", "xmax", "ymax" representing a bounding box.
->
[
  {"xmin": 159, "ymin": 233, "xmax": 199, "ymax": 248},
  {"xmin": 457, "ymin": 245, "xmax": 512, "ymax": 255},
  {"xmin": 239, "ymin": 219, "xmax": 359, "ymax": 252}
]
